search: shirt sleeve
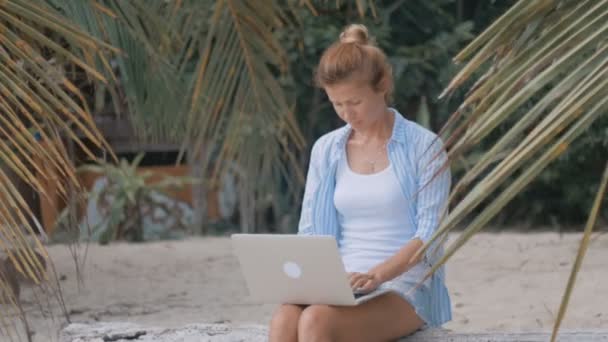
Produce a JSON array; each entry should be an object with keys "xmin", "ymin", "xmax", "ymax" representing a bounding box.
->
[
  {"xmin": 414, "ymin": 138, "xmax": 451, "ymax": 247},
  {"xmin": 297, "ymin": 140, "xmax": 323, "ymax": 235}
]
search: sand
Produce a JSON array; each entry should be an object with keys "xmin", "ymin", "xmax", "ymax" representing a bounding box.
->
[{"xmin": 6, "ymin": 231, "xmax": 608, "ymax": 341}]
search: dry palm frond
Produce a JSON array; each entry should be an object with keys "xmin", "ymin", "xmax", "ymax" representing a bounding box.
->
[{"xmin": 0, "ymin": 0, "xmax": 112, "ymax": 338}]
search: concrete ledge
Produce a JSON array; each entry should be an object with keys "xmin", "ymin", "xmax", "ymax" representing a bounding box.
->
[{"xmin": 60, "ymin": 322, "xmax": 608, "ymax": 342}]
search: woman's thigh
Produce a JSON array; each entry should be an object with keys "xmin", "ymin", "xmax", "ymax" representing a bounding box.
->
[
  {"xmin": 299, "ymin": 292, "xmax": 424, "ymax": 342},
  {"xmin": 268, "ymin": 304, "xmax": 307, "ymax": 342}
]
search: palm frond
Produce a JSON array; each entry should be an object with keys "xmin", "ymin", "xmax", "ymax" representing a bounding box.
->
[
  {"xmin": 0, "ymin": 0, "xmax": 111, "ymax": 337},
  {"xmin": 421, "ymin": 93, "xmax": 608, "ymax": 281},
  {"xmin": 550, "ymin": 161, "xmax": 608, "ymax": 342},
  {"xmin": 415, "ymin": 0, "xmax": 608, "ymax": 289},
  {"xmin": 52, "ymin": 1, "xmax": 307, "ymax": 230},
  {"xmin": 48, "ymin": 0, "xmax": 189, "ymax": 140},
  {"xmin": 180, "ymin": 0, "xmax": 306, "ymax": 227}
]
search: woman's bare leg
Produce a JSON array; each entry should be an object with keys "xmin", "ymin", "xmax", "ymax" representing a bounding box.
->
[
  {"xmin": 298, "ymin": 292, "xmax": 424, "ymax": 342},
  {"xmin": 268, "ymin": 304, "xmax": 305, "ymax": 342}
]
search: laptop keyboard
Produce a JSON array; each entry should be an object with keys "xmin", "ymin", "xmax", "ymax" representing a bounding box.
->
[{"xmin": 354, "ymin": 292, "xmax": 366, "ymax": 299}]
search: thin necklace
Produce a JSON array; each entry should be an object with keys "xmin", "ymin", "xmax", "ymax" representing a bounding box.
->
[
  {"xmin": 353, "ymin": 110, "xmax": 392, "ymax": 172},
  {"xmin": 365, "ymin": 139, "xmax": 388, "ymax": 172}
]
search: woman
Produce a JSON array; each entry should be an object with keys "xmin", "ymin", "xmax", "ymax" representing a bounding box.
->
[{"xmin": 269, "ymin": 24, "xmax": 452, "ymax": 342}]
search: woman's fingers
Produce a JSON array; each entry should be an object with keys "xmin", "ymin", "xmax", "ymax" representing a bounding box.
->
[
  {"xmin": 348, "ymin": 272, "xmax": 383, "ymax": 293},
  {"xmin": 355, "ymin": 280, "xmax": 378, "ymax": 294},
  {"xmin": 354, "ymin": 278, "xmax": 368, "ymax": 290},
  {"xmin": 349, "ymin": 273, "xmax": 374, "ymax": 290},
  {"xmin": 348, "ymin": 273, "xmax": 363, "ymax": 287},
  {"xmin": 359, "ymin": 279, "xmax": 377, "ymax": 292}
]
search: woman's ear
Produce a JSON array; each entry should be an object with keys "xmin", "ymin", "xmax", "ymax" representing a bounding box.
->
[
  {"xmin": 377, "ymin": 76, "xmax": 391, "ymax": 95},
  {"xmin": 376, "ymin": 76, "xmax": 393, "ymax": 104}
]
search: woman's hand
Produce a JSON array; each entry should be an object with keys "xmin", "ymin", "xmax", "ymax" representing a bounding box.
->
[{"xmin": 348, "ymin": 272, "xmax": 382, "ymax": 294}]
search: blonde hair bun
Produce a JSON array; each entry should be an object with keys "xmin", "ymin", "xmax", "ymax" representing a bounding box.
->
[
  {"xmin": 316, "ymin": 23, "xmax": 392, "ymax": 102},
  {"xmin": 339, "ymin": 24, "xmax": 370, "ymax": 45}
]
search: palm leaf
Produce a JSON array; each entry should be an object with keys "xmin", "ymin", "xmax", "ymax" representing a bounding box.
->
[
  {"xmin": 0, "ymin": 0, "xmax": 111, "ymax": 338},
  {"xmin": 178, "ymin": 0, "xmax": 306, "ymax": 228},
  {"xmin": 413, "ymin": 0, "xmax": 608, "ymax": 318},
  {"xmin": 51, "ymin": 1, "xmax": 308, "ymax": 231},
  {"xmin": 51, "ymin": 0, "xmax": 375, "ymax": 233},
  {"xmin": 550, "ymin": 161, "xmax": 608, "ymax": 342},
  {"xmin": 48, "ymin": 0, "xmax": 189, "ymax": 139},
  {"xmin": 420, "ymin": 92, "xmax": 608, "ymax": 281},
  {"xmin": 450, "ymin": 43, "xmax": 608, "ymax": 202},
  {"xmin": 416, "ymin": 0, "xmax": 608, "ymax": 249}
]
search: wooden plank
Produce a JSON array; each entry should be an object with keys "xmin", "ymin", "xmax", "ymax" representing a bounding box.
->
[
  {"xmin": 404, "ymin": 329, "xmax": 608, "ymax": 341},
  {"xmin": 60, "ymin": 322, "xmax": 608, "ymax": 342}
]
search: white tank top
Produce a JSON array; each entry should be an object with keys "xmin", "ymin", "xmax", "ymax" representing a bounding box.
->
[{"xmin": 334, "ymin": 150, "xmax": 413, "ymax": 274}]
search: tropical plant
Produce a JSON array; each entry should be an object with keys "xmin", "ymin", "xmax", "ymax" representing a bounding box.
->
[
  {"xmin": 0, "ymin": 0, "xmax": 338, "ymax": 338},
  {"xmin": 283, "ymin": 1, "xmax": 480, "ymax": 144},
  {"xmin": 0, "ymin": 0, "xmax": 115, "ymax": 339},
  {"xmin": 47, "ymin": 0, "xmax": 308, "ymax": 234},
  {"xmin": 54, "ymin": 154, "xmax": 199, "ymax": 244},
  {"xmin": 414, "ymin": 1, "xmax": 608, "ymax": 340},
  {"xmin": 2, "ymin": 0, "xmax": 358, "ymax": 336}
]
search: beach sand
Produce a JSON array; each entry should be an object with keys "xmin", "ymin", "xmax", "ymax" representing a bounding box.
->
[{"xmin": 8, "ymin": 231, "xmax": 608, "ymax": 341}]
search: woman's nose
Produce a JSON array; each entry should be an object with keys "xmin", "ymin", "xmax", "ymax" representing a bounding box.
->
[{"xmin": 343, "ymin": 109, "xmax": 355, "ymax": 120}]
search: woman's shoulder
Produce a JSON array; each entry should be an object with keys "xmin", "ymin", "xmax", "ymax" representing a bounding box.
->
[
  {"xmin": 402, "ymin": 117, "xmax": 440, "ymax": 145},
  {"xmin": 388, "ymin": 108, "xmax": 439, "ymax": 147},
  {"xmin": 398, "ymin": 117, "xmax": 445, "ymax": 156},
  {"xmin": 310, "ymin": 125, "xmax": 349, "ymax": 157}
]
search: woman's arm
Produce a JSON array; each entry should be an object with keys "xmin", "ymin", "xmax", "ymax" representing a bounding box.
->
[
  {"xmin": 370, "ymin": 237, "xmax": 424, "ymax": 282},
  {"xmin": 412, "ymin": 138, "xmax": 451, "ymax": 251},
  {"xmin": 351, "ymin": 138, "xmax": 450, "ymax": 292},
  {"xmin": 350, "ymin": 238, "xmax": 423, "ymax": 292},
  {"xmin": 297, "ymin": 141, "xmax": 323, "ymax": 235}
]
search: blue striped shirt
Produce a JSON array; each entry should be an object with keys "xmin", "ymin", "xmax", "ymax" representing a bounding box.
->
[{"xmin": 298, "ymin": 108, "xmax": 452, "ymax": 325}]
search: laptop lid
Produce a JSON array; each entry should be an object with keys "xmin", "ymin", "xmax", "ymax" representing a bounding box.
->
[{"xmin": 231, "ymin": 234, "xmax": 357, "ymax": 306}]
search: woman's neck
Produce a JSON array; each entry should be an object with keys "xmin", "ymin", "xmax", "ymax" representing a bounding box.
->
[{"xmin": 350, "ymin": 108, "xmax": 393, "ymax": 144}]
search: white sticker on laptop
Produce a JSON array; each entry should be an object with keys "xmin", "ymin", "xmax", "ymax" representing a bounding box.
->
[{"xmin": 283, "ymin": 261, "xmax": 302, "ymax": 279}]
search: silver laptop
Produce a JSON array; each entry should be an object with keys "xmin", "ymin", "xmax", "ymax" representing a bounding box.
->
[{"xmin": 231, "ymin": 234, "xmax": 390, "ymax": 306}]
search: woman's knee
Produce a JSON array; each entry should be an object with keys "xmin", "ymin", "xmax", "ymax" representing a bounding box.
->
[
  {"xmin": 269, "ymin": 304, "xmax": 303, "ymax": 342},
  {"xmin": 298, "ymin": 305, "xmax": 337, "ymax": 342}
]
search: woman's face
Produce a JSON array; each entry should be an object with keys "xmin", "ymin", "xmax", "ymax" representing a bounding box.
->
[{"xmin": 324, "ymin": 80, "xmax": 387, "ymax": 130}]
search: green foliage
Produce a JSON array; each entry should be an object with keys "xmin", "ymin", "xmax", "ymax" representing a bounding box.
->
[
  {"xmin": 281, "ymin": 3, "xmax": 446, "ymax": 140},
  {"xmin": 284, "ymin": 0, "xmax": 605, "ymax": 227},
  {"xmin": 449, "ymin": 101, "xmax": 608, "ymax": 227},
  {"xmin": 550, "ymin": 161, "xmax": 608, "ymax": 342},
  {"xmin": 282, "ymin": 1, "xmax": 513, "ymax": 139},
  {"xmin": 504, "ymin": 115, "xmax": 608, "ymax": 225},
  {"xmin": 46, "ymin": 0, "xmax": 307, "ymax": 234},
  {"xmin": 55, "ymin": 154, "xmax": 199, "ymax": 244},
  {"xmin": 419, "ymin": 0, "xmax": 608, "ymax": 278}
]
